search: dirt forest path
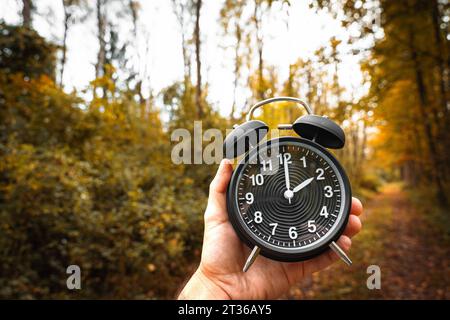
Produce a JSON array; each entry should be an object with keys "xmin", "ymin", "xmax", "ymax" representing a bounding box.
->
[{"xmin": 287, "ymin": 183, "xmax": 449, "ymax": 299}]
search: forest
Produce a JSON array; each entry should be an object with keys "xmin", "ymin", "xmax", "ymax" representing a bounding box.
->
[{"xmin": 0, "ymin": 0, "xmax": 448, "ymax": 299}]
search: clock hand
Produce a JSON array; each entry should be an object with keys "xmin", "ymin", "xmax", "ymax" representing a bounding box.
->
[
  {"xmin": 283, "ymin": 157, "xmax": 290, "ymax": 191},
  {"xmin": 292, "ymin": 177, "xmax": 314, "ymax": 193},
  {"xmin": 283, "ymin": 158, "xmax": 292, "ymax": 204}
]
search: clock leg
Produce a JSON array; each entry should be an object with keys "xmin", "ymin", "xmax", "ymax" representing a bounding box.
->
[
  {"xmin": 243, "ymin": 246, "xmax": 261, "ymax": 272},
  {"xmin": 329, "ymin": 241, "xmax": 352, "ymax": 266}
]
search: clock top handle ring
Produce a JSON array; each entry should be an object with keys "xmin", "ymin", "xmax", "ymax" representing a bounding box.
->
[
  {"xmin": 223, "ymin": 96, "xmax": 345, "ymax": 159},
  {"xmin": 245, "ymin": 96, "xmax": 313, "ymax": 122},
  {"xmin": 224, "ymin": 97, "xmax": 313, "ymax": 159},
  {"xmin": 247, "ymin": 96, "xmax": 345, "ymax": 149}
]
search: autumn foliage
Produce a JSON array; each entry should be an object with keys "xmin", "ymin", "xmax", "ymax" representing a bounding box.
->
[
  {"xmin": 0, "ymin": 24, "xmax": 211, "ymax": 298},
  {"xmin": 0, "ymin": 0, "xmax": 449, "ymax": 299}
]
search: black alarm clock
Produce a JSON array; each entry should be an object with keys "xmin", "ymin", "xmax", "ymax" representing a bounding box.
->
[{"xmin": 223, "ymin": 97, "xmax": 352, "ymax": 272}]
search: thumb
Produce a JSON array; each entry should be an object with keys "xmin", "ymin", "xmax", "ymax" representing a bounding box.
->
[{"xmin": 204, "ymin": 159, "xmax": 233, "ymax": 226}]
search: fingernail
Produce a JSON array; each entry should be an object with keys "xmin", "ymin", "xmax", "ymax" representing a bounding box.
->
[{"xmin": 221, "ymin": 158, "xmax": 232, "ymax": 165}]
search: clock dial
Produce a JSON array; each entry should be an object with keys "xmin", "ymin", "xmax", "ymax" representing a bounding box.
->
[{"xmin": 227, "ymin": 137, "xmax": 351, "ymax": 261}]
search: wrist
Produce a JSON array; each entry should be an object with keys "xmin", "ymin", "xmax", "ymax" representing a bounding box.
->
[{"xmin": 178, "ymin": 267, "xmax": 230, "ymax": 300}]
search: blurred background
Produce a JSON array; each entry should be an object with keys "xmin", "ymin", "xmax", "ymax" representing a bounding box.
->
[{"xmin": 0, "ymin": 0, "xmax": 448, "ymax": 299}]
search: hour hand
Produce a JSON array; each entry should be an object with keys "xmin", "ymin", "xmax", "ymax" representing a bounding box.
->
[{"xmin": 292, "ymin": 177, "xmax": 314, "ymax": 193}]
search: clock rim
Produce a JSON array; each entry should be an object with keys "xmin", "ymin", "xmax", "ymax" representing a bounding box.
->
[{"xmin": 226, "ymin": 136, "xmax": 352, "ymax": 262}]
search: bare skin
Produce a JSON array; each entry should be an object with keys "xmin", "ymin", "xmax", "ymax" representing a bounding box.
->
[{"xmin": 179, "ymin": 159, "xmax": 363, "ymax": 299}]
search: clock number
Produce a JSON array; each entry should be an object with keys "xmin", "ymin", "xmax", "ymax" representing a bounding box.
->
[
  {"xmin": 324, "ymin": 185, "xmax": 333, "ymax": 198},
  {"xmin": 289, "ymin": 226, "xmax": 298, "ymax": 239},
  {"xmin": 319, "ymin": 206, "xmax": 329, "ymax": 218},
  {"xmin": 254, "ymin": 211, "xmax": 263, "ymax": 224},
  {"xmin": 307, "ymin": 220, "xmax": 316, "ymax": 233},
  {"xmin": 245, "ymin": 192, "xmax": 254, "ymax": 204},
  {"xmin": 300, "ymin": 156, "xmax": 307, "ymax": 168},
  {"xmin": 250, "ymin": 174, "xmax": 264, "ymax": 186},
  {"xmin": 277, "ymin": 152, "xmax": 292, "ymax": 165},
  {"xmin": 269, "ymin": 223, "xmax": 278, "ymax": 235},
  {"xmin": 316, "ymin": 168, "xmax": 325, "ymax": 180},
  {"xmin": 261, "ymin": 159, "xmax": 273, "ymax": 171}
]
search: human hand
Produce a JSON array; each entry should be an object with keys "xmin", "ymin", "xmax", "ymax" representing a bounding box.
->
[{"xmin": 178, "ymin": 159, "xmax": 363, "ymax": 300}]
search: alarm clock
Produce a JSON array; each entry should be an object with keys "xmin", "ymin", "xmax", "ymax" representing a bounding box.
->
[{"xmin": 223, "ymin": 97, "xmax": 352, "ymax": 272}]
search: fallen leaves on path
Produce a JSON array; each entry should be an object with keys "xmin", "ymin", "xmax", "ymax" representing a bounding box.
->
[{"xmin": 287, "ymin": 184, "xmax": 450, "ymax": 300}]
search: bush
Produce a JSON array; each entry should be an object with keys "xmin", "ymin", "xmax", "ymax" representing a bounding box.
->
[
  {"xmin": 359, "ymin": 173, "xmax": 382, "ymax": 193},
  {"xmin": 0, "ymin": 25, "xmax": 213, "ymax": 298}
]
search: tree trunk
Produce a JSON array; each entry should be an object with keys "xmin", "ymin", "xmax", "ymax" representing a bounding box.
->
[
  {"xmin": 172, "ymin": 0, "xmax": 191, "ymax": 88},
  {"xmin": 430, "ymin": 0, "xmax": 449, "ymax": 180},
  {"xmin": 182, "ymin": 35, "xmax": 191, "ymax": 90},
  {"xmin": 194, "ymin": 0, "xmax": 203, "ymax": 118},
  {"xmin": 285, "ymin": 64, "xmax": 295, "ymax": 121},
  {"xmin": 129, "ymin": 0, "xmax": 138, "ymax": 37},
  {"xmin": 257, "ymin": 45, "xmax": 264, "ymax": 100},
  {"xmin": 431, "ymin": 0, "xmax": 449, "ymax": 119},
  {"xmin": 352, "ymin": 121, "xmax": 362, "ymax": 185},
  {"xmin": 22, "ymin": 0, "xmax": 32, "ymax": 28},
  {"xmin": 254, "ymin": 0, "xmax": 264, "ymax": 100},
  {"xmin": 95, "ymin": 0, "xmax": 106, "ymax": 98},
  {"xmin": 128, "ymin": 0, "xmax": 146, "ymax": 110},
  {"xmin": 230, "ymin": 23, "xmax": 242, "ymax": 120},
  {"xmin": 409, "ymin": 31, "xmax": 448, "ymax": 206},
  {"xmin": 360, "ymin": 119, "xmax": 367, "ymax": 165},
  {"xmin": 60, "ymin": 1, "xmax": 70, "ymax": 87},
  {"xmin": 332, "ymin": 57, "xmax": 343, "ymax": 120},
  {"xmin": 96, "ymin": 0, "xmax": 106, "ymax": 79},
  {"xmin": 306, "ymin": 66, "xmax": 313, "ymax": 111}
]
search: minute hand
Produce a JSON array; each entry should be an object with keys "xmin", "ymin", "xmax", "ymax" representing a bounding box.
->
[
  {"xmin": 284, "ymin": 158, "xmax": 290, "ymax": 191},
  {"xmin": 292, "ymin": 177, "xmax": 314, "ymax": 193}
]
